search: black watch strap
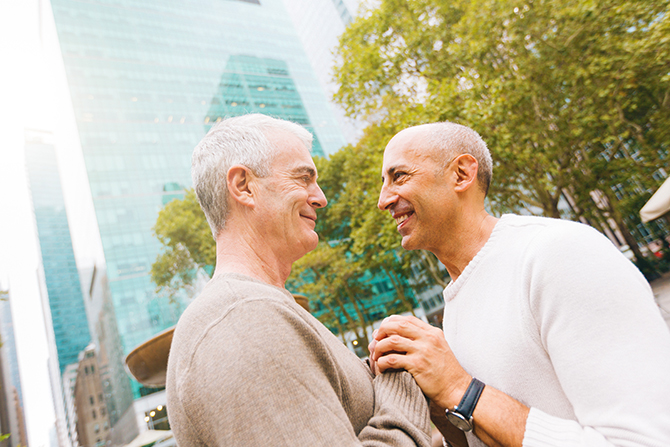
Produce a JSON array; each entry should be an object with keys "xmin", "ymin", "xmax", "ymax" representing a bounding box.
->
[
  {"xmin": 457, "ymin": 378, "xmax": 485, "ymax": 420},
  {"xmin": 446, "ymin": 377, "xmax": 486, "ymax": 431}
]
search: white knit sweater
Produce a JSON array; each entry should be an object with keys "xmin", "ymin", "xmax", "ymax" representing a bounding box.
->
[{"xmin": 442, "ymin": 215, "xmax": 670, "ymax": 447}]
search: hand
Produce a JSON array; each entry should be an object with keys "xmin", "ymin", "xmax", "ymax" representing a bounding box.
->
[
  {"xmin": 367, "ymin": 337, "xmax": 378, "ymax": 376},
  {"xmin": 371, "ymin": 315, "xmax": 471, "ymax": 410}
]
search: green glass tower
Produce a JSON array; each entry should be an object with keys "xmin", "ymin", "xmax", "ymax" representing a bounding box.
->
[
  {"xmin": 25, "ymin": 141, "xmax": 91, "ymax": 375},
  {"xmin": 48, "ymin": 0, "xmax": 346, "ymax": 404}
]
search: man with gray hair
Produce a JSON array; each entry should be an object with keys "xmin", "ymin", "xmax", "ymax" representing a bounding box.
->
[
  {"xmin": 166, "ymin": 114, "xmax": 432, "ymax": 446},
  {"xmin": 370, "ymin": 122, "xmax": 670, "ymax": 447}
]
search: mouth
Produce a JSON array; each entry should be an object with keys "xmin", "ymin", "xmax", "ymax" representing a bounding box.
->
[
  {"xmin": 301, "ymin": 214, "xmax": 317, "ymax": 223},
  {"xmin": 393, "ymin": 211, "xmax": 413, "ymax": 229}
]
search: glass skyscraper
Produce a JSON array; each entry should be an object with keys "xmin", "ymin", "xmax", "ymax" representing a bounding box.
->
[
  {"xmin": 48, "ymin": 0, "xmax": 347, "ymax": 400},
  {"xmin": 25, "ymin": 138, "xmax": 91, "ymax": 375},
  {"xmin": 25, "ymin": 131, "xmax": 92, "ymax": 447}
]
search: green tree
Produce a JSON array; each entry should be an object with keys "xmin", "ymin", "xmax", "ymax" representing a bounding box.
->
[
  {"xmin": 151, "ymin": 189, "xmax": 215, "ymax": 301},
  {"xmin": 333, "ymin": 0, "xmax": 670, "ymax": 273}
]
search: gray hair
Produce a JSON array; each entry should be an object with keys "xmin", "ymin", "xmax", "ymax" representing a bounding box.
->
[
  {"xmin": 420, "ymin": 122, "xmax": 493, "ymax": 195},
  {"xmin": 191, "ymin": 114, "xmax": 313, "ymax": 239}
]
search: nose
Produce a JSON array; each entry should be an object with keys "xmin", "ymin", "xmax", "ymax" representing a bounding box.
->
[
  {"xmin": 310, "ymin": 183, "xmax": 328, "ymax": 209},
  {"xmin": 378, "ymin": 182, "xmax": 396, "ymax": 211}
]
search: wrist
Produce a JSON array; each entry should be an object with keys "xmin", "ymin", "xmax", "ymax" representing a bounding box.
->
[
  {"xmin": 437, "ymin": 373, "xmax": 472, "ymax": 410},
  {"xmin": 445, "ymin": 377, "xmax": 486, "ymax": 432}
]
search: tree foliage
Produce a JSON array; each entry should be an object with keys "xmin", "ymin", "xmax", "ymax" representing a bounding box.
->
[
  {"xmin": 151, "ymin": 190, "xmax": 215, "ymax": 300},
  {"xmin": 333, "ymin": 0, "xmax": 670, "ymax": 274}
]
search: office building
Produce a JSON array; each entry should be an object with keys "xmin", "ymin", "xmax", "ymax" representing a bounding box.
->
[
  {"xmin": 283, "ymin": 0, "xmax": 366, "ymax": 143},
  {"xmin": 74, "ymin": 345, "xmax": 111, "ymax": 447},
  {"xmin": 25, "ymin": 131, "xmax": 92, "ymax": 376},
  {"xmin": 0, "ymin": 287, "xmax": 30, "ymax": 447},
  {"xmin": 25, "ymin": 130, "xmax": 93, "ymax": 447},
  {"xmin": 79, "ymin": 266, "xmax": 136, "ymax": 446},
  {"xmin": 62, "ymin": 364, "xmax": 79, "ymax": 446}
]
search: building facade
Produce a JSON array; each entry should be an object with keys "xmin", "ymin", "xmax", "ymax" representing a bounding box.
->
[
  {"xmin": 282, "ymin": 0, "xmax": 366, "ymax": 144},
  {"xmin": 25, "ymin": 131, "xmax": 92, "ymax": 376},
  {"xmin": 25, "ymin": 130, "xmax": 94, "ymax": 447},
  {"xmin": 0, "ymin": 287, "xmax": 29, "ymax": 447},
  {"xmin": 74, "ymin": 345, "xmax": 111, "ymax": 447},
  {"xmin": 79, "ymin": 266, "xmax": 136, "ymax": 446}
]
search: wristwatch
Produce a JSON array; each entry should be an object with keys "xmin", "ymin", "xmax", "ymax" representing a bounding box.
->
[{"xmin": 445, "ymin": 377, "xmax": 485, "ymax": 432}]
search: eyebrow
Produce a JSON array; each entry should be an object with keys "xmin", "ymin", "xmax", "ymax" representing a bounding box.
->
[
  {"xmin": 381, "ymin": 165, "xmax": 402, "ymax": 183},
  {"xmin": 292, "ymin": 166, "xmax": 317, "ymax": 178}
]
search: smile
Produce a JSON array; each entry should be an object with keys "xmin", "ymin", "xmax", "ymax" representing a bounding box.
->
[{"xmin": 394, "ymin": 212, "xmax": 413, "ymax": 227}]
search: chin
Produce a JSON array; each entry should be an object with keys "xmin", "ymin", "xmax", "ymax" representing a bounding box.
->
[
  {"xmin": 400, "ymin": 236, "xmax": 420, "ymax": 251},
  {"xmin": 303, "ymin": 234, "xmax": 319, "ymax": 253}
]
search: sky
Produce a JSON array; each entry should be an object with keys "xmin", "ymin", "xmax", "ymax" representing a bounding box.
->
[{"xmin": 0, "ymin": 1, "xmax": 101, "ymax": 445}]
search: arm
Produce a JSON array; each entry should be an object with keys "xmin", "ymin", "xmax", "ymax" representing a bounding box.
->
[
  {"xmin": 519, "ymin": 224, "xmax": 670, "ymax": 446},
  {"xmin": 371, "ymin": 316, "xmax": 529, "ymax": 447},
  {"xmin": 178, "ymin": 298, "xmax": 431, "ymax": 446}
]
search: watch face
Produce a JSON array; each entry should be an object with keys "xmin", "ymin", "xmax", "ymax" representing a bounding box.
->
[{"xmin": 446, "ymin": 411, "xmax": 473, "ymax": 432}]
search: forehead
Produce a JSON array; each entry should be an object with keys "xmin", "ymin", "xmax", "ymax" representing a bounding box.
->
[
  {"xmin": 382, "ymin": 128, "xmax": 437, "ymax": 171},
  {"xmin": 269, "ymin": 130, "xmax": 315, "ymax": 171}
]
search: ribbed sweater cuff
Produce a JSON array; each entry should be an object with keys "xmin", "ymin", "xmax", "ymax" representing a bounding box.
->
[
  {"xmin": 374, "ymin": 371, "xmax": 431, "ymax": 433},
  {"xmin": 523, "ymin": 407, "xmax": 581, "ymax": 446}
]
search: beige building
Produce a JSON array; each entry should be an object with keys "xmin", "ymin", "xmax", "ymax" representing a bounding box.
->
[{"xmin": 74, "ymin": 345, "xmax": 110, "ymax": 447}]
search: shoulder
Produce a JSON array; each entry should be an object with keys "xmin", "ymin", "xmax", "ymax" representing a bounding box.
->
[
  {"xmin": 500, "ymin": 214, "xmax": 600, "ymax": 238},
  {"xmin": 176, "ymin": 273, "xmax": 297, "ymax": 329},
  {"xmin": 168, "ymin": 274, "xmax": 319, "ymax": 383},
  {"xmin": 498, "ymin": 214, "xmax": 616, "ymax": 259}
]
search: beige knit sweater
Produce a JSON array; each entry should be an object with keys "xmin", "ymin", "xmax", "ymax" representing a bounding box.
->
[{"xmin": 166, "ymin": 273, "xmax": 431, "ymax": 446}]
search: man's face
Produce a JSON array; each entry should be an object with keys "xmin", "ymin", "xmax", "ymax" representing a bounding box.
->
[
  {"xmin": 377, "ymin": 128, "xmax": 454, "ymax": 252},
  {"xmin": 254, "ymin": 131, "xmax": 327, "ymax": 262}
]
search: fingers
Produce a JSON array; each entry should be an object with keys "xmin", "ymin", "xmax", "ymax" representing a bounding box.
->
[
  {"xmin": 367, "ymin": 338, "xmax": 378, "ymax": 376},
  {"xmin": 371, "ymin": 333, "xmax": 414, "ymax": 361},
  {"xmin": 375, "ymin": 352, "xmax": 412, "ymax": 374},
  {"xmin": 368, "ymin": 337, "xmax": 377, "ymax": 355},
  {"xmin": 374, "ymin": 315, "xmax": 431, "ymax": 342}
]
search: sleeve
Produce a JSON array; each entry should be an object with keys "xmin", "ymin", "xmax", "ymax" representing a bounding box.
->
[
  {"xmin": 361, "ymin": 369, "xmax": 432, "ymax": 446},
  {"xmin": 175, "ymin": 297, "xmax": 431, "ymax": 447},
  {"xmin": 523, "ymin": 223, "xmax": 670, "ymax": 447}
]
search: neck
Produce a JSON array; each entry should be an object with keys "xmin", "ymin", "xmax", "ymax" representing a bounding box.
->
[
  {"xmin": 213, "ymin": 231, "xmax": 292, "ymax": 289},
  {"xmin": 435, "ymin": 210, "xmax": 498, "ymax": 282}
]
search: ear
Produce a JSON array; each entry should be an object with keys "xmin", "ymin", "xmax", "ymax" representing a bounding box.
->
[
  {"xmin": 227, "ymin": 165, "xmax": 255, "ymax": 207},
  {"xmin": 452, "ymin": 154, "xmax": 479, "ymax": 193}
]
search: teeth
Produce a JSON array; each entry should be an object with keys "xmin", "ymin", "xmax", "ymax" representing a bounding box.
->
[{"xmin": 395, "ymin": 214, "xmax": 408, "ymax": 225}]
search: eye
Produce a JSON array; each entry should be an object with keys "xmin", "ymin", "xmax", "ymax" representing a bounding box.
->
[{"xmin": 393, "ymin": 171, "xmax": 406, "ymax": 181}]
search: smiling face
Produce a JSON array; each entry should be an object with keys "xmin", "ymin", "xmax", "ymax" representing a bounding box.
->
[
  {"xmin": 254, "ymin": 131, "xmax": 327, "ymax": 263},
  {"xmin": 378, "ymin": 127, "xmax": 456, "ymax": 252}
]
